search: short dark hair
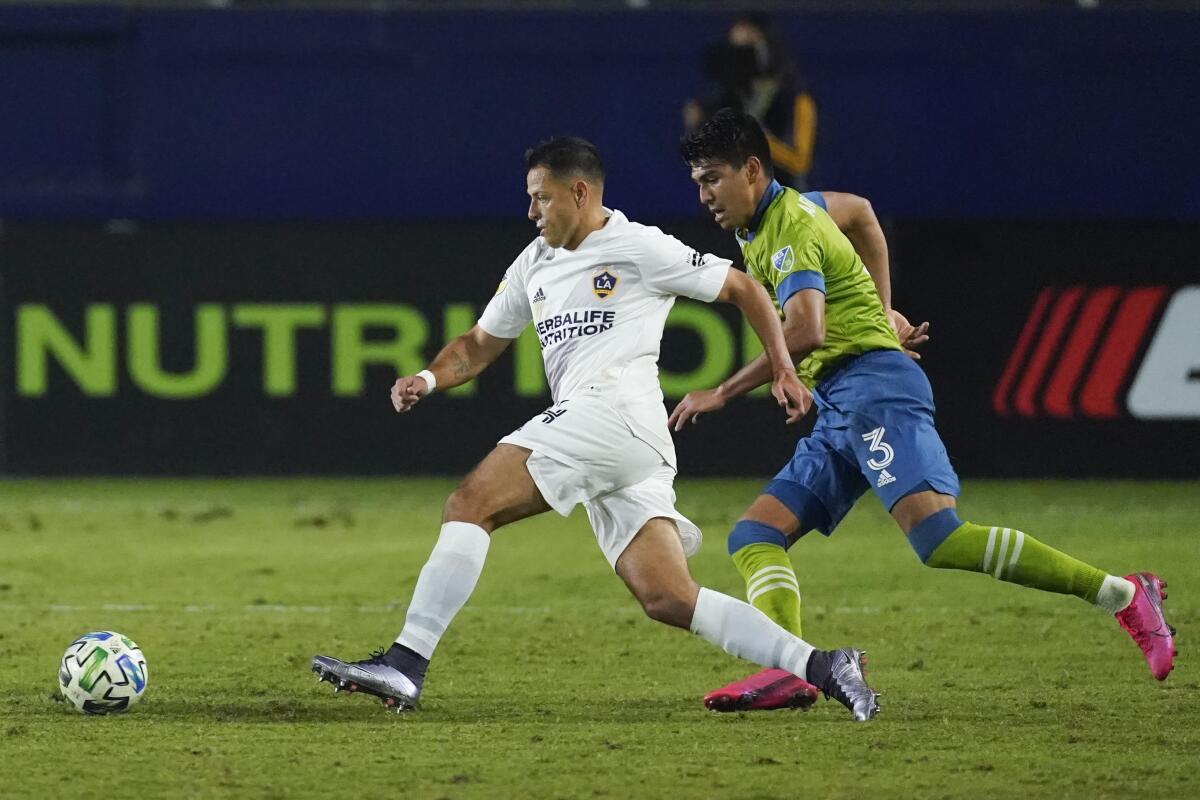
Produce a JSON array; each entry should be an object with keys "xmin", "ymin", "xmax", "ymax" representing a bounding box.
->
[
  {"xmin": 680, "ymin": 108, "xmax": 774, "ymax": 178},
  {"xmin": 525, "ymin": 136, "xmax": 605, "ymax": 185}
]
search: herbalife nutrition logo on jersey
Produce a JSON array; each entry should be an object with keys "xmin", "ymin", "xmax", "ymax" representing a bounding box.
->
[
  {"xmin": 771, "ymin": 246, "xmax": 795, "ymax": 273},
  {"xmin": 534, "ymin": 310, "xmax": 616, "ymax": 347}
]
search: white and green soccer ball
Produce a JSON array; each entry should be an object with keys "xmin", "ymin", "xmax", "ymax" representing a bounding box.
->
[{"xmin": 58, "ymin": 631, "xmax": 148, "ymax": 715}]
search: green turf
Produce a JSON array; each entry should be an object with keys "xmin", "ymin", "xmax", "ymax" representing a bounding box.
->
[{"xmin": 1, "ymin": 478, "xmax": 1196, "ymax": 799}]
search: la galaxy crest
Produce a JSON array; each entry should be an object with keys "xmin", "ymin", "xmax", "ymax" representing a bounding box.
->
[{"xmin": 592, "ymin": 267, "xmax": 619, "ymax": 299}]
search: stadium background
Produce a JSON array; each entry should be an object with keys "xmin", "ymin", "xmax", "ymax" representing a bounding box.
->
[
  {"xmin": 2, "ymin": 2, "xmax": 1197, "ymax": 477},
  {"xmin": 3, "ymin": 3, "xmax": 1199, "ymax": 798}
]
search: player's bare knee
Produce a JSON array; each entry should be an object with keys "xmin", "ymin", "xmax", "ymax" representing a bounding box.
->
[
  {"xmin": 640, "ymin": 593, "xmax": 686, "ymax": 627},
  {"xmin": 442, "ymin": 484, "xmax": 490, "ymax": 529},
  {"xmin": 891, "ymin": 490, "xmax": 956, "ymax": 534},
  {"xmin": 736, "ymin": 494, "xmax": 802, "ymax": 537},
  {"xmin": 639, "ymin": 584, "xmax": 699, "ymax": 629}
]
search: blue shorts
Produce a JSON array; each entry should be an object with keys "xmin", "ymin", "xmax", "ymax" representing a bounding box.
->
[{"xmin": 765, "ymin": 350, "xmax": 960, "ymax": 537}]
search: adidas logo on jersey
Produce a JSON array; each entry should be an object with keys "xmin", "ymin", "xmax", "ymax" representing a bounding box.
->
[
  {"xmin": 876, "ymin": 469, "xmax": 896, "ymax": 488},
  {"xmin": 532, "ymin": 287, "xmax": 546, "ymax": 303}
]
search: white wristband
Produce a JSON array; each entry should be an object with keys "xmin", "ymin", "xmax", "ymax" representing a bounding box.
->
[{"xmin": 415, "ymin": 369, "xmax": 437, "ymax": 396}]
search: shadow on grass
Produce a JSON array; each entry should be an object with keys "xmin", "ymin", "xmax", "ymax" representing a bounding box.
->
[{"xmin": 131, "ymin": 694, "xmax": 702, "ymax": 725}]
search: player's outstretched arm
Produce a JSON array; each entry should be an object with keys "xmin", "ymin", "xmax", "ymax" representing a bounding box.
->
[
  {"xmin": 716, "ymin": 268, "xmax": 799, "ymax": 388},
  {"xmin": 820, "ymin": 191, "xmax": 891, "ymax": 311},
  {"xmin": 670, "ymin": 286, "xmax": 824, "ymax": 431},
  {"xmin": 390, "ymin": 325, "xmax": 513, "ymax": 413},
  {"xmin": 669, "ymin": 270, "xmax": 811, "ymax": 431}
]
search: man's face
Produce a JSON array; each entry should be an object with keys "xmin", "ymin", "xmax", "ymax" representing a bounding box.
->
[
  {"xmin": 526, "ymin": 166, "xmax": 581, "ymax": 248},
  {"xmin": 690, "ymin": 160, "xmax": 757, "ymax": 231}
]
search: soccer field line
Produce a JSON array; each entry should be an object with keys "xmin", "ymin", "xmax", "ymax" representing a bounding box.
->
[{"xmin": 0, "ymin": 601, "xmax": 969, "ymax": 616}]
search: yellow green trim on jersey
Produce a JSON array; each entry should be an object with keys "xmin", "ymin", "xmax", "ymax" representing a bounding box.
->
[{"xmin": 736, "ymin": 181, "xmax": 900, "ymax": 387}]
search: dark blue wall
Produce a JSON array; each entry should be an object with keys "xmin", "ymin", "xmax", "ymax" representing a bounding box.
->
[{"xmin": 2, "ymin": 6, "xmax": 1198, "ymax": 220}]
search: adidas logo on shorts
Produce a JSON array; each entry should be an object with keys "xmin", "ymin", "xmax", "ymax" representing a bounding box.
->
[{"xmin": 876, "ymin": 469, "xmax": 896, "ymax": 488}]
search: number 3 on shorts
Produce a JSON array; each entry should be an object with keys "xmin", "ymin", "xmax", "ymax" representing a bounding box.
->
[{"xmin": 861, "ymin": 426, "xmax": 895, "ymax": 470}]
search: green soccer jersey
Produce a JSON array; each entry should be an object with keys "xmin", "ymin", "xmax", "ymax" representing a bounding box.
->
[{"xmin": 737, "ymin": 184, "xmax": 900, "ymax": 386}]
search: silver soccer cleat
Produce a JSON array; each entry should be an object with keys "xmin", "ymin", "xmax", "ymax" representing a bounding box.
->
[
  {"xmin": 312, "ymin": 651, "xmax": 421, "ymax": 712},
  {"xmin": 820, "ymin": 648, "xmax": 880, "ymax": 722}
]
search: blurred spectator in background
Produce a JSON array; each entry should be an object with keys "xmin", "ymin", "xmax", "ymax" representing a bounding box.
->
[{"xmin": 683, "ymin": 13, "xmax": 817, "ymax": 189}]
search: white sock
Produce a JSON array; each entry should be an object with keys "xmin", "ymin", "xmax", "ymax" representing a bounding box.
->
[
  {"xmin": 1095, "ymin": 574, "xmax": 1136, "ymax": 614},
  {"xmin": 395, "ymin": 522, "xmax": 490, "ymax": 659},
  {"xmin": 689, "ymin": 587, "xmax": 816, "ymax": 681}
]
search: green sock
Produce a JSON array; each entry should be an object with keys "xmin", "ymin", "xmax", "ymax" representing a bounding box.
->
[
  {"xmin": 926, "ymin": 522, "xmax": 1107, "ymax": 603},
  {"xmin": 731, "ymin": 542, "xmax": 804, "ymax": 637}
]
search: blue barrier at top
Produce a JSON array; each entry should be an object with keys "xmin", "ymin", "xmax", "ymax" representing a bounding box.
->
[{"xmin": 1, "ymin": 6, "xmax": 1197, "ymax": 220}]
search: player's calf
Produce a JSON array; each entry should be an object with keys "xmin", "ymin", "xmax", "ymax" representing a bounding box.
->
[
  {"xmin": 728, "ymin": 519, "xmax": 805, "ymax": 637},
  {"xmin": 616, "ymin": 517, "xmax": 703, "ymax": 629},
  {"xmin": 905, "ymin": 507, "xmax": 1176, "ymax": 679},
  {"xmin": 637, "ymin": 587, "xmax": 700, "ymax": 629},
  {"xmin": 907, "ymin": 507, "xmax": 1124, "ymax": 604}
]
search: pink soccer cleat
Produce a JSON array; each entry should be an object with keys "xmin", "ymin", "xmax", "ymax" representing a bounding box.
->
[
  {"xmin": 703, "ymin": 668, "xmax": 819, "ymax": 713},
  {"xmin": 1115, "ymin": 573, "xmax": 1177, "ymax": 680}
]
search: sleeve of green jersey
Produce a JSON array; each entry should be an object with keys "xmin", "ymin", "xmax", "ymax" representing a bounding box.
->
[{"xmin": 769, "ymin": 235, "xmax": 825, "ymax": 308}]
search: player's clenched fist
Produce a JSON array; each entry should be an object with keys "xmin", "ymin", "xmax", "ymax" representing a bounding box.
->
[{"xmin": 390, "ymin": 375, "xmax": 428, "ymax": 413}]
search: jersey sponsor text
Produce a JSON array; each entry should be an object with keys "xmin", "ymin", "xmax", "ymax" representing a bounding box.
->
[{"xmin": 534, "ymin": 309, "xmax": 616, "ymax": 348}]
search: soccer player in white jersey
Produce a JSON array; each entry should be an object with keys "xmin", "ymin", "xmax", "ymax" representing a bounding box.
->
[{"xmin": 312, "ymin": 137, "xmax": 880, "ymax": 721}]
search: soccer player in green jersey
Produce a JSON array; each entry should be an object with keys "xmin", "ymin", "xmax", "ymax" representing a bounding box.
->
[{"xmin": 671, "ymin": 108, "xmax": 1176, "ymax": 713}]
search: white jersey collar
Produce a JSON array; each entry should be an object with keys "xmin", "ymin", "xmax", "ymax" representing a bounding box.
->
[{"xmin": 552, "ymin": 208, "xmax": 626, "ymax": 256}]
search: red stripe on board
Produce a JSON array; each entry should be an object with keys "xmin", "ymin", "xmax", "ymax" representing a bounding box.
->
[
  {"xmin": 992, "ymin": 288, "xmax": 1055, "ymax": 416},
  {"xmin": 1043, "ymin": 286, "xmax": 1121, "ymax": 418},
  {"xmin": 1013, "ymin": 287, "xmax": 1084, "ymax": 418},
  {"xmin": 1078, "ymin": 286, "xmax": 1168, "ymax": 419}
]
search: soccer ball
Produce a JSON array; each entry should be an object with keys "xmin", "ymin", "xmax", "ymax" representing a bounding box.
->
[{"xmin": 58, "ymin": 631, "xmax": 148, "ymax": 714}]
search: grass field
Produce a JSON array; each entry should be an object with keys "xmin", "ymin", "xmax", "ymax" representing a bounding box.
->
[{"xmin": 1, "ymin": 478, "xmax": 1196, "ymax": 799}]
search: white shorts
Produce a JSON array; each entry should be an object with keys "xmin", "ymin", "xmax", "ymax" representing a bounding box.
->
[{"xmin": 500, "ymin": 392, "xmax": 702, "ymax": 568}]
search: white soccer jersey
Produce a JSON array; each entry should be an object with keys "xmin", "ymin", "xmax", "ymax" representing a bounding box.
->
[{"xmin": 478, "ymin": 209, "xmax": 732, "ymax": 467}]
